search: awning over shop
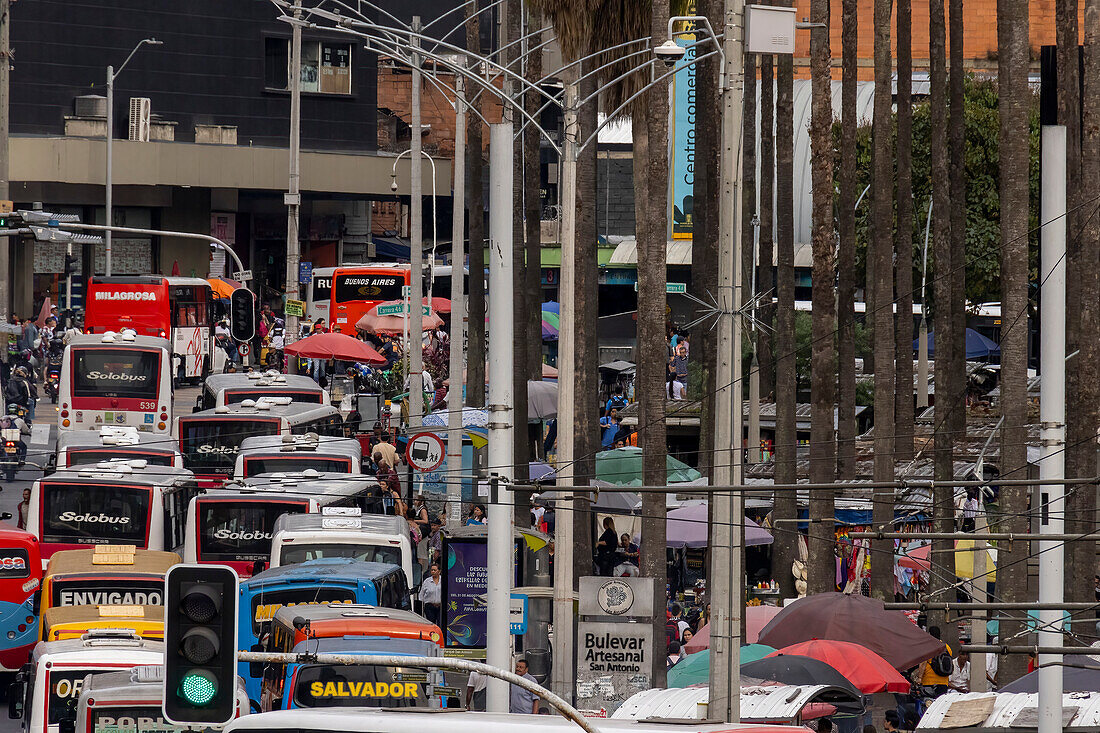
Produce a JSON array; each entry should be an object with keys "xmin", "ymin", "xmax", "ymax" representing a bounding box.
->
[
  {"xmin": 537, "ymin": 243, "xmax": 618, "ymax": 268},
  {"xmin": 607, "ymin": 238, "xmax": 693, "ymax": 266}
]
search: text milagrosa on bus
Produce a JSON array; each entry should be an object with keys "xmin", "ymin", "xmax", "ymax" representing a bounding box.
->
[
  {"xmin": 58, "ymin": 333, "xmax": 173, "ymax": 436},
  {"xmin": 83, "ymin": 276, "xmax": 222, "ymax": 380}
]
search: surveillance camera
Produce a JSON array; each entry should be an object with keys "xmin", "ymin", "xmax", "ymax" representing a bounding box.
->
[
  {"xmin": 390, "ymin": 179, "xmax": 399, "ymax": 192},
  {"xmin": 655, "ymin": 40, "xmax": 686, "ymax": 66}
]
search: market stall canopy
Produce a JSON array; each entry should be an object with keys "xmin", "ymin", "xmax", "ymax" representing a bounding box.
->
[
  {"xmin": 596, "ymin": 446, "xmax": 703, "ymax": 486},
  {"xmin": 356, "ymin": 300, "xmax": 444, "ymax": 335},
  {"xmin": 612, "ymin": 684, "xmax": 857, "ymax": 722},
  {"xmin": 915, "ymin": 328, "xmax": 1000, "ymax": 359},
  {"xmin": 535, "ymin": 487, "xmax": 641, "ymax": 514},
  {"xmin": 757, "ymin": 592, "xmax": 945, "ymax": 670},
  {"xmin": 667, "ymin": 501, "xmax": 772, "ymax": 548},
  {"xmin": 767, "ymin": 640, "xmax": 910, "ymax": 693},
  {"xmin": 599, "ymin": 359, "xmax": 636, "ymax": 374},
  {"xmin": 668, "ymin": 646, "xmax": 777, "ymax": 687},
  {"xmin": 284, "ymin": 331, "xmax": 385, "ymax": 363},
  {"xmin": 207, "ymin": 276, "xmax": 242, "ymax": 299},
  {"xmin": 917, "ymin": 692, "xmax": 1100, "ymax": 731},
  {"xmin": 527, "ymin": 380, "xmax": 558, "ymax": 420},
  {"xmin": 1000, "ymin": 659, "xmax": 1100, "ymax": 694}
]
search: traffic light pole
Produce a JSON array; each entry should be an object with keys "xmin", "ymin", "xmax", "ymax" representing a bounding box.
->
[{"xmin": 237, "ymin": 651, "xmax": 596, "ymax": 733}]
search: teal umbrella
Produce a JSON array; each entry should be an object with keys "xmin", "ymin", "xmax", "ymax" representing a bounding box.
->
[
  {"xmin": 595, "ymin": 447, "xmax": 703, "ymax": 486},
  {"xmin": 667, "ymin": 645, "xmax": 777, "ymax": 688}
]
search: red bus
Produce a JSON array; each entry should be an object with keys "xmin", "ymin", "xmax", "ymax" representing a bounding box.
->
[
  {"xmin": 84, "ymin": 276, "xmax": 218, "ymax": 379},
  {"xmin": 0, "ymin": 529, "xmax": 42, "ymax": 671},
  {"xmin": 329, "ymin": 265, "xmax": 410, "ymax": 335}
]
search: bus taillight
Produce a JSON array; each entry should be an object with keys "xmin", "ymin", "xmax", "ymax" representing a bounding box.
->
[
  {"xmin": 158, "ymin": 330, "xmax": 166, "ymax": 338},
  {"xmin": 60, "ymin": 410, "xmax": 68, "ymax": 418}
]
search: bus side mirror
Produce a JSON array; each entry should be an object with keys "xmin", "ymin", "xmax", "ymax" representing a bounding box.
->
[
  {"xmin": 8, "ymin": 670, "xmax": 26, "ymax": 720},
  {"xmin": 0, "ymin": 513, "xmax": 10, "ymax": 521},
  {"xmin": 31, "ymin": 590, "xmax": 40, "ymax": 616}
]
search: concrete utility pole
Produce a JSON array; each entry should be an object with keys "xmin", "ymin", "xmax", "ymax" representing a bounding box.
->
[
  {"xmin": 485, "ymin": 121, "xmax": 515, "ymax": 712},
  {"xmin": 1037, "ymin": 123, "xmax": 1066, "ymax": 733},
  {"xmin": 447, "ymin": 70, "xmax": 467, "ymax": 528},
  {"xmin": 709, "ymin": 0, "xmax": 745, "ymax": 721},
  {"xmin": 550, "ymin": 80, "xmax": 578, "ymax": 703},
  {"xmin": 0, "ymin": 0, "xmax": 9, "ymax": 323},
  {"xmin": 408, "ymin": 16, "xmax": 426, "ymax": 428},
  {"xmin": 285, "ymin": 0, "xmax": 303, "ymax": 342}
]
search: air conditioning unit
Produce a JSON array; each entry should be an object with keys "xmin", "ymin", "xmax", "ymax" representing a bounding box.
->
[
  {"xmin": 74, "ymin": 95, "xmax": 107, "ymax": 118},
  {"xmin": 128, "ymin": 97, "xmax": 151, "ymax": 142}
]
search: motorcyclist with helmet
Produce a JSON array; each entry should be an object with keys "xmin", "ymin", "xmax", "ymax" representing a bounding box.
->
[
  {"xmin": 4, "ymin": 365, "xmax": 35, "ymax": 423},
  {"xmin": 0, "ymin": 406, "xmax": 30, "ymax": 477}
]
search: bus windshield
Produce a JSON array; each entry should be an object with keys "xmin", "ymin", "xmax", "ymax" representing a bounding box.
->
[
  {"xmin": 333, "ymin": 274, "xmax": 404, "ymax": 304},
  {"xmin": 72, "ymin": 349, "xmax": 160, "ymax": 399},
  {"xmin": 199, "ymin": 500, "xmax": 309, "ymax": 563},
  {"xmin": 243, "ymin": 457, "xmax": 351, "ymax": 477},
  {"xmin": 281, "ymin": 544, "xmax": 402, "ymax": 567},
  {"xmin": 41, "ymin": 483, "xmax": 150, "ymax": 545},
  {"xmin": 292, "ymin": 664, "xmax": 432, "ymax": 709},
  {"xmin": 67, "ymin": 450, "xmax": 175, "ymax": 467},
  {"xmin": 181, "ymin": 419, "xmax": 279, "ymax": 472},
  {"xmin": 312, "ymin": 275, "xmax": 332, "ymax": 304}
]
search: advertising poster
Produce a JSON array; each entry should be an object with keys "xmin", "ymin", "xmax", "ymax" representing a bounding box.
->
[
  {"xmin": 442, "ymin": 538, "xmax": 488, "ymax": 649},
  {"xmin": 668, "ymin": 11, "xmax": 697, "ymax": 241}
]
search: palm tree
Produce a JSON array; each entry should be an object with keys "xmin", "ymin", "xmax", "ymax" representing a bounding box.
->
[
  {"xmin": 773, "ymin": 31, "xmax": 798, "ymax": 599},
  {"xmin": 893, "ymin": 0, "xmax": 914, "ymax": 465},
  {"xmin": 525, "ymin": 11, "xmax": 545, "ymax": 387},
  {"xmin": 836, "ymin": 0, "xmax": 858, "ymax": 482},
  {"xmin": 995, "ymin": 0, "xmax": 1030, "ymax": 682},
  {"xmin": 758, "ymin": 55, "xmax": 776, "ymax": 397},
  {"xmin": 929, "ymin": 0, "xmax": 953, "ymax": 637},
  {"xmin": 869, "ymin": 0, "xmax": 896, "ymax": 603},
  {"xmin": 1072, "ymin": 0, "xmax": 1100, "ymax": 635},
  {"xmin": 806, "ymin": 0, "xmax": 836, "ymax": 594},
  {"xmin": 465, "ymin": 0, "xmax": 486, "ymax": 411}
]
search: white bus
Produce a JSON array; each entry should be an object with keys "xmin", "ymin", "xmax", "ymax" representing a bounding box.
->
[
  {"xmin": 182, "ymin": 473, "xmax": 381, "ymax": 577},
  {"xmin": 269, "ymin": 510, "xmax": 417, "ymax": 587},
  {"xmin": 58, "ymin": 332, "xmax": 174, "ymax": 436},
  {"xmin": 197, "ymin": 372, "xmax": 329, "ymax": 412},
  {"xmin": 233, "ymin": 434, "xmax": 363, "ymax": 480},
  {"xmin": 7, "ymin": 632, "xmax": 163, "ymax": 733},
  {"xmin": 53, "ymin": 426, "xmax": 184, "ymax": 473},
  {"xmin": 223, "ymin": 708, "xmax": 811, "ymax": 733},
  {"xmin": 306, "ymin": 266, "xmax": 338, "ymax": 322},
  {"xmin": 27, "ymin": 462, "xmax": 197, "ymax": 568}
]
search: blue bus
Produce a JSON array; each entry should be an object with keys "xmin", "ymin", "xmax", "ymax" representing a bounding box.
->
[{"xmin": 238, "ymin": 558, "xmax": 412, "ymax": 705}]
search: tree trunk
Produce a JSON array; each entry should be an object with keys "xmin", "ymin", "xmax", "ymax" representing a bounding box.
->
[
  {"xmin": 508, "ymin": 0, "xmax": 532, "ymax": 526},
  {"xmin": 995, "ymin": 0, "xmax": 1031, "ymax": 682},
  {"xmin": 1059, "ymin": 0, "xmax": 1091, "ymax": 628},
  {"xmin": 773, "ymin": 47, "xmax": 798, "ymax": 599},
  {"xmin": 525, "ymin": 12, "xmax": 544, "ymax": 387},
  {"xmin": 806, "ymin": 0, "xmax": 836, "ymax": 595},
  {"xmin": 837, "ymin": 0, "xmax": 858, "ymax": 481},
  {"xmin": 693, "ymin": 0, "xmax": 722, "ymax": 480},
  {"xmin": 639, "ymin": 0, "xmax": 670, "ymax": 688},
  {"xmin": 465, "ymin": 2, "xmax": 486, "ymax": 412},
  {"xmin": 894, "ymin": 0, "xmax": 914, "ymax": 464},
  {"xmin": 869, "ymin": 0, "xmax": 896, "ymax": 603},
  {"xmin": 572, "ymin": 65, "xmax": 599, "ymax": 583},
  {"xmin": 758, "ymin": 55, "xmax": 776, "ymax": 398},
  {"xmin": 929, "ymin": 0, "xmax": 954, "ymax": 638}
]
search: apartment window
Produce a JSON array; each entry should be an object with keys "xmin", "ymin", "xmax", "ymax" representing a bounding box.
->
[{"xmin": 265, "ymin": 38, "xmax": 352, "ymax": 94}]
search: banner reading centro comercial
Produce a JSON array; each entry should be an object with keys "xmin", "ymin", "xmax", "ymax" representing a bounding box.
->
[{"xmin": 668, "ymin": 10, "xmax": 697, "ymax": 241}]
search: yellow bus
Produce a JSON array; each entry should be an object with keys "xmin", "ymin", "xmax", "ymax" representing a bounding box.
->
[{"xmin": 41, "ymin": 604, "xmax": 164, "ymax": 642}]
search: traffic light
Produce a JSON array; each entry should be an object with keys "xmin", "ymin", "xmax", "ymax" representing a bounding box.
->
[
  {"xmin": 63, "ymin": 254, "xmax": 79, "ymax": 277},
  {"xmin": 229, "ymin": 287, "xmax": 256, "ymax": 342},
  {"xmin": 163, "ymin": 564, "xmax": 239, "ymax": 726}
]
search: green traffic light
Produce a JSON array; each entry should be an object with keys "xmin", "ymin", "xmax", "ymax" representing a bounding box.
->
[{"xmin": 180, "ymin": 669, "xmax": 218, "ymax": 706}]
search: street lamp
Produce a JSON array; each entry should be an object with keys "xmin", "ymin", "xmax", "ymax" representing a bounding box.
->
[
  {"xmin": 389, "ymin": 150, "xmax": 438, "ymax": 297},
  {"xmin": 105, "ymin": 37, "xmax": 163, "ymax": 277}
]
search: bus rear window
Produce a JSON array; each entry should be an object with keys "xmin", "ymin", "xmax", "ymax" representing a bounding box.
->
[
  {"xmin": 242, "ymin": 456, "xmax": 351, "ymax": 477},
  {"xmin": 312, "ymin": 275, "xmax": 332, "ymax": 302},
  {"xmin": 67, "ymin": 449, "xmax": 175, "ymax": 467},
  {"xmin": 293, "ymin": 664, "xmax": 432, "ymax": 709},
  {"xmin": 281, "ymin": 543, "xmax": 401, "ymax": 567},
  {"xmin": 48, "ymin": 668, "xmax": 102, "ymax": 725},
  {"xmin": 41, "ymin": 483, "xmax": 150, "ymax": 545},
  {"xmin": 181, "ymin": 419, "xmax": 279, "ymax": 472},
  {"xmin": 225, "ymin": 390, "xmax": 323, "ymax": 405},
  {"xmin": 333, "ymin": 274, "xmax": 404, "ymax": 303},
  {"xmin": 72, "ymin": 348, "xmax": 159, "ymax": 399},
  {"xmin": 199, "ymin": 500, "xmax": 308, "ymax": 563},
  {"xmin": 0, "ymin": 548, "xmax": 29, "ymax": 578}
]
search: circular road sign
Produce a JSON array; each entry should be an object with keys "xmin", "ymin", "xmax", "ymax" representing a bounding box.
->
[{"xmin": 406, "ymin": 432, "xmax": 446, "ymax": 472}]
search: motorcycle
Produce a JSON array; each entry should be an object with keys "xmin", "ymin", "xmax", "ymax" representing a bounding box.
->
[
  {"xmin": 43, "ymin": 338, "xmax": 64, "ymax": 403},
  {"xmin": 1, "ymin": 408, "xmax": 28, "ymax": 482}
]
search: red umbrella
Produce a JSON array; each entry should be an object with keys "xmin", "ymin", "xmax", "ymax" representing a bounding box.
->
[
  {"xmin": 757, "ymin": 592, "xmax": 945, "ymax": 670},
  {"xmin": 899, "ymin": 543, "xmax": 931, "ymax": 571},
  {"xmin": 284, "ymin": 332, "xmax": 385, "ymax": 364},
  {"xmin": 767, "ymin": 639, "xmax": 911, "ymax": 693},
  {"xmin": 427, "ymin": 297, "xmax": 451, "ymax": 315},
  {"xmin": 356, "ymin": 301, "xmax": 445, "ymax": 335}
]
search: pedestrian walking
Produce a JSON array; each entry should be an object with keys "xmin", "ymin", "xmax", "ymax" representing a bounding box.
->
[
  {"xmin": 418, "ymin": 562, "xmax": 442, "ymax": 626},
  {"xmin": 595, "ymin": 517, "xmax": 618, "ymax": 576},
  {"xmin": 465, "ymin": 671, "xmax": 487, "ymax": 711},
  {"xmin": 509, "ymin": 659, "xmax": 539, "ymax": 714},
  {"xmin": 16, "ymin": 488, "xmax": 30, "ymax": 529}
]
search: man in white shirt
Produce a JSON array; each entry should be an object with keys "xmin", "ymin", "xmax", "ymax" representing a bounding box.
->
[
  {"xmin": 465, "ymin": 670, "xmax": 487, "ymax": 711},
  {"xmin": 949, "ymin": 652, "xmax": 970, "ymax": 692},
  {"xmin": 417, "ymin": 561, "xmax": 442, "ymax": 626}
]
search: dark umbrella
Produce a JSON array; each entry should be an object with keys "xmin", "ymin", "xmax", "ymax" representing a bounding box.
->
[
  {"xmin": 1000, "ymin": 659, "xmax": 1100, "ymax": 693},
  {"xmin": 756, "ymin": 592, "xmax": 946, "ymax": 670},
  {"xmin": 741, "ymin": 655, "xmax": 862, "ymax": 699}
]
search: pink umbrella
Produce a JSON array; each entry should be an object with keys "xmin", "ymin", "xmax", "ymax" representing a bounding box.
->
[
  {"xmin": 899, "ymin": 543, "xmax": 931, "ymax": 571},
  {"xmin": 667, "ymin": 502, "xmax": 772, "ymax": 548},
  {"xmin": 356, "ymin": 301, "xmax": 444, "ymax": 335},
  {"xmin": 284, "ymin": 331, "xmax": 386, "ymax": 363}
]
